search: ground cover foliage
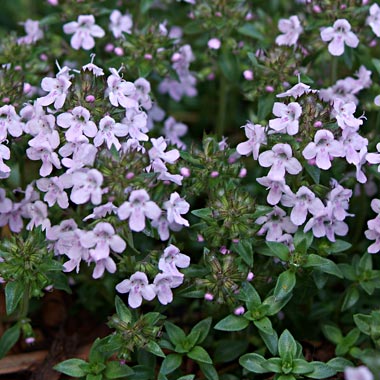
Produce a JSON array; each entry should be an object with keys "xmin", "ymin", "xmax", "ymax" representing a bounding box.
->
[{"xmin": 1, "ymin": 0, "xmax": 380, "ymax": 379}]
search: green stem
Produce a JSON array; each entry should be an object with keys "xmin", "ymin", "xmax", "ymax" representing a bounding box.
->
[
  {"xmin": 330, "ymin": 58, "xmax": 338, "ymax": 85},
  {"xmin": 216, "ymin": 76, "xmax": 228, "ymax": 139},
  {"xmin": 18, "ymin": 282, "xmax": 30, "ymax": 320}
]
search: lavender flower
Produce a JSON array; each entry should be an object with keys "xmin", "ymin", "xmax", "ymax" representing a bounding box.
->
[
  {"xmin": 63, "ymin": 15, "xmax": 105, "ymax": 50},
  {"xmin": 116, "ymin": 271, "xmax": 156, "ymax": 308},
  {"xmin": 320, "ymin": 19, "xmax": 359, "ymax": 56},
  {"xmin": 275, "ymin": 15, "xmax": 303, "ymax": 46},
  {"xmin": 117, "ymin": 189, "xmax": 161, "ymax": 232}
]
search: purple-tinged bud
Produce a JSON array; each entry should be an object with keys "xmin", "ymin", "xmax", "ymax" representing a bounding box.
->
[
  {"xmin": 210, "ymin": 171, "xmax": 219, "ymax": 178},
  {"xmin": 144, "ymin": 53, "xmax": 153, "ymax": 60},
  {"xmin": 232, "ymin": 238, "xmax": 239, "ymax": 243},
  {"xmin": 25, "ymin": 337, "xmax": 35, "ymax": 345},
  {"xmin": 370, "ymin": 39, "xmax": 377, "ymax": 48},
  {"xmin": 234, "ymin": 306, "xmax": 245, "ymax": 315},
  {"xmin": 197, "ymin": 234, "xmax": 204, "ymax": 242},
  {"xmin": 239, "ymin": 168, "xmax": 247, "ymax": 178},
  {"xmin": 313, "ymin": 5, "xmax": 321, "ymax": 13},
  {"xmin": 215, "ymin": 11, "xmax": 222, "ymax": 17},
  {"xmin": 246, "ymin": 272, "xmax": 255, "ymax": 281},
  {"xmin": 15, "ymin": 65, "xmax": 22, "ymax": 71},
  {"xmin": 245, "ymin": 12, "xmax": 253, "ymax": 20},
  {"xmin": 180, "ymin": 167, "xmax": 191, "ymax": 177},
  {"xmin": 172, "ymin": 53, "xmax": 182, "ymax": 62},
  {"xmin": 23, "ymin": 83, "xmax": 32, "ymax": 94},
  {"xmin": 340, "ymin": 4, "xmax": 347, "ymax": 9},
  {"xmin": 126, "ymin": 172, "xmax": 135, "ymax": 180},
  {"xmin": 114, "ymin": 47, "xmax": 124, "ymax": 56},
  {"xmin": 85, "ymin": 95, "xmax": 95, "ymax": 103},
  {"xmin": 44, "ymin": 285, "xmax": 54, "ymax": 292},
  {"xmin": 204, "ymin": 292, "xmax": 214, "ymax": 301},
  {"xmin": 2, "ymin": 97, "xmax": 10, "ymax": 103},
  {"xmin": 243, "ymin": 70, "xmax": 253, "ymax": 80},
  {"xmin": 105, "ymin": 43, "xmax": 114, "ymax": 52},
  {"xmin": 314, "ymin": 121, "xmax": 322, "ymax": 128},
  {"xmin": 265, "ymin": 85, "xmax": 274, "ymax": 93},
  {"xmin": 219, "ymin": 246, "xmax": 230, "ymax": 255},
  {"xmin": 119, "ymin": 360, "xmax": 126, "ymax": 365},
  {"xmin": 207, "ymin": 73, "xmax": 215, "ymax": 80},
  {"xmin": 208, "ymin": 38, "xmax": 221, "ymax": 50},
  {"xmin": 40, "ymin": 53, "xmax": 48, "ymax": 61}
]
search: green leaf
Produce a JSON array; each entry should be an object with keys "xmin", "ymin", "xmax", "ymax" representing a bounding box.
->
[
  {"xmin": 277, "ymin": 375, "xmax": 296, "ymax": 380},
  {"xmin": 240, "ymin": 282, "xmax": 261, "ymax": 309},
  {"xmin": 293, "ymin": 231, "xmax": 313, "ymax": 253},
  {"xmin": 327, "ymin": 357, "xmax": 354, "ymax": 371},
  {"xmin": 263, "ymin": 357, "xmax": 282, "ymax": 373},
  {"xmin": 354, "ymin": 314, "xmax": 372, "ymax": 335},
  {"xmin": 234, "ymin": 240, "xmax": 253, "ymax": 266},
  {"xmin": 274, "ymin": 270, "xmax": 296, "ymax": 300},
  {"xmin": 89, "ymin": 338, "xmax": 109, "ymax": 363},
  {"xmin": 262, "ymin": 293, "xmax": 292, "ymax": 316},
  {"xmin": 86, "ymin": 374, "xmax": 102, "ymax": 380},
  {"xmin": 359, "ymin": 252, "xmax": 373, "ymax": 271},
  {"xmin": 254, "ymin": 317, "xmax": 273, "ymax": 334},
  {"xmin": 278, "ymin": 330, "xmax": 297, "ymax": 362},
  {"xmin": 237, "ymin": 24, "xmax": 264, "ymax": 40},
  {"xmin": 336, "ymin": 328, "xmax": 360, "ymax": 356},
  {"xmin": 180, "ymin": 151, "xmax": 203, "ymax": 167},
  {"xmin": 219, "ymin": 52, "xmax": 239, "ymax": 82},
  {"xmin": 140, "ymin": 0, "xmax": 155, "ymax": 13},
  {"xmin": 159, "ymin": 353, "xmax": 182, "ymax": 375},
  {"xmin": 187, "ymin": 317, "xmax": 212, "ymax": 346},
  {"xmin": 214, "ymin": 314, "xmax": 249, "ymax": 331},
  {"xmin": 214, "ymin": 339, "xmax": 249, "ymax": 363},
  {"xmin": 177, "ymin": 376, "xmax": 195, "ymax": 380},
  {"xmin": 322, "ymin": 324, "xmax": 342, "ymax": 344},
  {"xmin": 325, "ymin": 240, "xmax": 352, "ymax": 254},
  {"xmin": 304, "ymin": 163, "xmax": 320, "ymax": 184},
  {"xmin": 5, "ymin": 281, "xmax": 24, "ymax": 315},
  {"xmin": 165, "ymin": 322, "xmax": 187, "ymax": 346},
  {"xmin": 372, "ymin": 58, "xmax": 380, "ymax": 75},
  {"xmin": 104, "ymin": 361, "xmax": 134, "ymax": 379},
  {"xmin": 259, "ymin": 329, "xmax": 278, "ymax": 356},
  {"xmin": 0, "ymin": 324, "xmax": 20, "ymax": 359},
  {"xmin": 187, "ymin": 346, "xmax": 213, "ymax": 364},
  {"xmin": 341, "ymin": 286, "xmax": 360, "ymax": 311},
  {"xmin": 307, "ymin": 362, "xmax": 336, "ymax": 379},
  {"xmin": 144, "ymin": 341, "xmax": 166, "ymax": 358},
  {"xmin": 257, "ymin": 94, "xmax": 275, "ymax": 121},
  {"xmin": 266, "ymin": 242, "xmax": 290, "ymax": 261},
  {"xmin": 115, "ymin": 296, "xmax": 132, "ymax": 324},
  {"xmin": 191, "ymin": 208, "xmax": 213, "ymax": 221},
  {"xmin": 198, "ymin": 362, "xmax": 219, "ymax": 380},
  {"xmin": 304, "ymin": 254, "xmax": 343, "ymax": 278},
  {"xmin": 292, "ymin": 359, "xmax": 314, "ymax": 374},
  {"xmin": 54, "ymin": 359, "xmax": 88, "ymax": 377},
  {"xmin": 239, "ymin": 353, "xmax": 269, "ymax": 373}
]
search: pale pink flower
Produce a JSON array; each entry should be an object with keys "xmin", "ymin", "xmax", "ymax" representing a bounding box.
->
[
  {"xmin": 116, "ymin": 271, "xmax": 156, "ymax": 308},
  {"xmin": 275, "ymin": 15, "xmax": 303, "ymax": 46},
  {"xmin": 320, "ymin": 19, "xmax": 359, "ymax": 56},
  {"xmin": 158, "ymin": 244, "xmax": 190, "ymax": 276},
  {"xmin": 70, "ymin": 169, "xmax": 103, "ymax": 205},
  {"xmin": 17, "ymin": 19, "xmax": 43, "ymax": 45},
  {"xmin": 367, "ymin": 4, "xmax": 380, "ymax": 37},
  {"xmin": 269, "ymin": 102, "xmax": 302, "ymax": 135},
  {"xmin": 94, "ymin": 116, "xmax": 128, "ymax": 151},
  {"xmin": 258, "ymin": 143, "xmax": 302, "ymax": 180},
  {"xmin": 57, "ymin": 106, "xmax": 97, "ymax": 142},
  {"xmin": 109, "ymin": 10, "xmax": 133, "ymax": 38},
  {"xmin": 236, "ymin": 122, "xmax": 267, "ymax": 160},
  {"xmin": 80, "ymin": 222, "xmax": 126, "ymax": 261},
  {"xmin": 302, "ymin": 130, "xmax": 343, "ymax": 170},
  {"xmin": 106, "ymin": 68, "xmax": 138, "ymax": 109},
  {"xmin": 163, "ymin": 192, "xmax": 190, "ymax": 226},
  {"xmin": 37, "ymin": 72, "xmax": 72, "ymax": 110},
  {"xmin": 117, "ymin": 189, "xmax": 161, "ymax": 232},
  {"xmin": 63, "ymin": 15, "xmax": 105, "ymax": 50}
]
